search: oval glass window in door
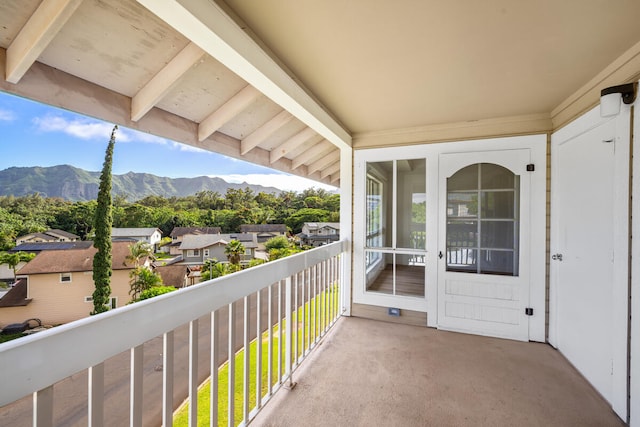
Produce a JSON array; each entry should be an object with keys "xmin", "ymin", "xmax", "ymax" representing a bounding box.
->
[{"xmin": 446, "ymin": 163, "xmax": 519, "ymax": 276}]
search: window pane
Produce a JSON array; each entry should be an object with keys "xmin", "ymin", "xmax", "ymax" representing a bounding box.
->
[
  {"xmin": 397, "ymin": 158, "xmax": 426, "ymax": 249},
  {"xmin": 479, "ymin": 250, "xmax": 515, "ymax": 275},
  {"xmin": 481, "ymin": 163, "xmax": 515, "ymax": 189},
  {"xmin": 365, "ymin": 251, "xmax": 424, "ymax": 297},
  {"xmin": 366, "ymin": 161, "xmax": 392, "ymax": 248},
  {"xmin": 446, "ymin": 248, "xmax": 477, "ymax": 272},
  {"xmin": 448, "ymin": 164, "xmax": 478, "ymax": 191},
  {"xmin": 447, "ymin": 220, "xmax": 477, "ymax": 247},
  {"xmin": 481, "ymin": 191, "xmax": 515, "ymax": 219},
  {"xmin": 365, "ymin": 250, "xmax": 392, "ymax": 294},
  {"xmin": 448, "ymin": 192, "xmax": 478, "ymax": 218},
  {"xmin": 480, "ymin": 221, "xmax": 515, "ymax": 249}
]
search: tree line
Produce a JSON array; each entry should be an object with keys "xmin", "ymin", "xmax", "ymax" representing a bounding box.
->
[{"xmin": 0, "ymin": 188, "xmax": 340, "ymax": 250}]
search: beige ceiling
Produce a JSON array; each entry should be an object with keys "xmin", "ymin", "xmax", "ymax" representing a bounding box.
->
[
  {"xmin": 223, "ymin": 0, "xmax": 640, "ymax": 134},
  {"xmin": 1, "ymin": 0, "xmax": 640, "ymax": 188}
]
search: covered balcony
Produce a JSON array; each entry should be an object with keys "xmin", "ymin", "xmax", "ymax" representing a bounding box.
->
[{"xmin": 2, "ymin": 1, "xmax": 640, "ymax": 426}]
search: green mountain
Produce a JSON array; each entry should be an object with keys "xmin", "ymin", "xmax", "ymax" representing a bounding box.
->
[{"xmin": 0, "ymin": 165, "xmax": 282, "ymax": 201}]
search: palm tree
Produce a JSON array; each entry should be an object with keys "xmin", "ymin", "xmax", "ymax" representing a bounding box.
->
[
  {"xmin": 129, "ymin": 266, "xmax": 163, "ymax": 300},
  {"xmin": 0, "ymin": 251, "xmax": 35, "ymax": 278},
  {"xmin": 224, "ymin": 239, "xmax": 245, "ymax": 266},
  {"xmin": 125, "ymin": 241, "xmax": 154, "ymax": 268},
  {"xmin": 126, "ymin": 241, "xmax": 158, "ymax": 300}
]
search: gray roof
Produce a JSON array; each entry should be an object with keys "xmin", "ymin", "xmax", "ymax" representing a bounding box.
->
[
  {"xmin": 170, "ymin": 227, "xmax": 222, "ymax": 238},
  {"xmin": 240, "ymin": 224, "xmax": 287, "ymax": 233},
  {"xmin": 45, "ymin": 229, "xmax": 80, "ymax": 239},
  {"xmin": 10, "ymin": 241, "xmax": 94, "ymax": 253},
  {"xmin": 111, "ymin": 228, "xmax": 161, "ymax": 237},
  {"xmin": 179, "ymin": 234, "xmax": 228, "ymax": 250},
  {"xmin": 304, "ymin": 222, "xmax": 340, "ymax": 230}
]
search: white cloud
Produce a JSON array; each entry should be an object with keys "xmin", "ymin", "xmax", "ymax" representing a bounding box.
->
[
  {"xmin": 0, "ymin": 109, "xmax": 16, "ymax": 122},
  {"xmin": 30, "ymin": 114, "xmax": 219, "ymax": 153},
  {"xmin": 171, "ymin": 141, "xmax": 211, "ymax": 153},
  {"xmin": 215, "ymin": 173, "xmax": 337, "ymax": 193},
  {"xmin": 32, "ymin": 115, "xmax": 132, "ymax": 142}
]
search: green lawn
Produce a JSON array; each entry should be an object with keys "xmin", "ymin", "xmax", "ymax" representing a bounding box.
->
[
  {"xmin": 0, "ymin": 332, "xmax": 24, "ymax": 344},
  {"xmin": 174, "ymin": 285, "xmax": 339, "ymax": 426}
]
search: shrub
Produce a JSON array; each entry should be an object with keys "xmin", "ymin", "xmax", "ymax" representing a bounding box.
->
[{"xmin": 137, "ymin": 286, "xmax": 176, "ymax": 301}]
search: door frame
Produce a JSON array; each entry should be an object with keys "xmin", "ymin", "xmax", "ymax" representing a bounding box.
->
[
  {"xmin": 353, "ymin": 135, "xmax": 546, "ymax": 340},
  {"xmin": 550, "ymin": 104, "xmax": 630, "ymax": 419}
]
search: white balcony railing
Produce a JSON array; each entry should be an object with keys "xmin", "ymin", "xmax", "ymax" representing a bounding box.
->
[{"xmin": 0, "ymin": 240, "xmax": 347, "ymax": 426}]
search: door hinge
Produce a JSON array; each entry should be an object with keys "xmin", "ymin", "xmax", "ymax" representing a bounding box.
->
[
  {"xmin": 526, "ymin": 164, "xmax": 535, "ymax": 172},
  {"xmin": 525, "ymin": 307, "xmax": 534, "ymax": 316}
]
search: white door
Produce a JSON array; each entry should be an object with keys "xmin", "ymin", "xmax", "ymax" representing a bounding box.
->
[
  {"xmin": 550, "ymin": 107, "xmax": 629, "ymax": 419},
  {"xmin": 438, "ymin": 149, "xmax": 531, "ymax": 341}
]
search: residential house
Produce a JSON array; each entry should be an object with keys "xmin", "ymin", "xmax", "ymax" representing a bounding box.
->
[
  {"xmin": 0, "ymin": 241, "xmax": 141, "ymax": 327},
  {"xmin": 298, "ymin": 222, "xmax": 340, "ymax": 247},
  {"xmin": 168, "ymin": 227, "xmax": 222, "ymax": 255},
  {"xmin": 111, "ymin": 228, "xmax": 162, "ymax": 250},
  {"xmin": 15, "ymin": 229, "xmax": 79, "ymax": 245},
  {"xmin": 3, "ymin": 2, "xmax": 640, "ymax": 426},
  {"xmin": 178, "ymin": 233, "xmax": 257, "ymax": 265},
  {"xmin": 155, "ymin": 264, "xmax": 187, "ymax": 289},
  {"xmin": 239, "ymin": 224, "xmax": 287, "ymax": 250},
  {"xmin": 3, "ymin": 241, "xmax": 94, "ymax": 283}
]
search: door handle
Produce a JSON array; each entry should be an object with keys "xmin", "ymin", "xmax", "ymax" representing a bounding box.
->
[
  {"xmin": 552, "ymin": 253, "xmax": 563, "ymax": 261},
  {"xmin": 438, "ymin": 251, "xmax": 443, "ymax": 259}
]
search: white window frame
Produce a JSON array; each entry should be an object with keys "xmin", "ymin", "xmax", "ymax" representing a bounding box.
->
[
  {"xmin": 203, "ymin": 249, "xmax": 210, "ymax": 258},
  {"xmin": 85, "ymin": 295, "xmax": 117, "ymax": 309},
  {"xmin": 60, "ymin": 272, "xmax": 72, "ymax": 283}
]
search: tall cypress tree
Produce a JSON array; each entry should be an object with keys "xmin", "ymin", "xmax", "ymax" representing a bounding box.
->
[{"xmin": 91, "ymin": 125, "xmax": 117, "ymax": 315}]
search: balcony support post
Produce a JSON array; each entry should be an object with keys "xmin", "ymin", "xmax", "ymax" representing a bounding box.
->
[
  {"xmin": 188, "ymin": 319, "xmax": 198, "ymax": 426},
  {"xmin": 163, "ymin": 331, "xmax": 174, "ymax": 427},
  {"xmin": 210, "ymin": 311, "xmax": 219, "ymax": 426},
  {"xmin": 285, "ymin": 275, "xmax": 294, "ymax": 388},
  {"xmin": 33, "ymin": 385, "xmax": 53, "ymax": 427},
  {"xmin": 243, "ymin": 295, "xmax": 250, "ymax": 422},
  {"xmin": 255, "ymin": 290, "xmax": 262, "ymax": 409},
  {"xmin": 88, "ymin": 362, "xmax": 104, "ymax": 427},
  {"xmin": 228, "ymin": 302, "xmax": 235, "ymax": 427},
  {"xmin": 130, "ymin": 345, "xmax": 143, "ymax": 427}
]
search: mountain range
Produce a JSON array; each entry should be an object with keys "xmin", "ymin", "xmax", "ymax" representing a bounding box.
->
[{"xmin": 0, "ymin": 165, "xmax": 282, "ymax": 202}]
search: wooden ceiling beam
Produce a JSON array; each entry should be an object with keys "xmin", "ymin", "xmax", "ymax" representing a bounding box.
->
[
  {"xmin": 131, "ymin": 42, "xmax": 206, "ymax": 122},
  {"xmin": 308, "ymin": 150, "xmax": 340, "ymax": 174},
  {"xmin": 198, "ymin": 85, "xmax": 261, "ymax": 142},
  {"xmin": 320, "ymin": 161, "xmax": 340, "ymax": 179},
  {"xmin": 6, "ymin": 0, "xmax": 83, "ymax": 84},
  {"xmin": 292, "ymin": 142, "xmax": 333, "ymax": 170},
  {"xmin": 240, "ymin": 110, "xmax": 293, "ymax": 155},
  {"xmin": 137, "ymin": 0, "xmax": 351, "ymax": 150},
  {"xmin": 269, "ymin": 127, "xmax": 317, "ymax": 164}
]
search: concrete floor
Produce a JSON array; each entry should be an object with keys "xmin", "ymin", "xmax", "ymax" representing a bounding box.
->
[{"xmin": 253, "ymin": 316, "xmax": 625, "ymax": 427}]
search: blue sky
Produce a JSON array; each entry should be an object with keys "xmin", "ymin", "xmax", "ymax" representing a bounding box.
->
[{"xmin": 0, "ymin": 92, "xmax": 336, "ymax": 192}]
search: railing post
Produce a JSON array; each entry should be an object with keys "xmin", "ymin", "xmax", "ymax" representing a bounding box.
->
[
  {"xmin": 163, "ymin": 331, "xmax": 174, "ymax": 427},
  {"xmin": 277, "ymin": 280, "xmax": 283, "ymax": 384},
  {"xmin": 255, "ymin": 290, "xmax": 262, "ymax": 409},
  {"xmin": 228, "ymin": 302, "xmax": 235, "ymax": 427},
  {"xmin": 211, "ymin": 310, "xmax": 219, "ymax": 427},
  {"xmin": 88, "ymin": 363, "xmax": 104, "ymax": 427},
  {"xmin": 285, "ymin": 275, "xmax": 294, "ymax": 388},
  {"xmin": 188, "ymin": 320, "xmax": 198, "ymax": 427},
  {"xmin": 33, "ymin": 385, "xmax": 53, "ymax": 427},
  {"xmin": 267, "ymin": 285, "xmax": 273, "ymax": 396},
  {"xmin": 243, "ymin": 295, "xmax": 250, "ymax": 422},
  {"xmin": 131, "ymin": 345, "xmax": 143, "ymax": 427}
]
